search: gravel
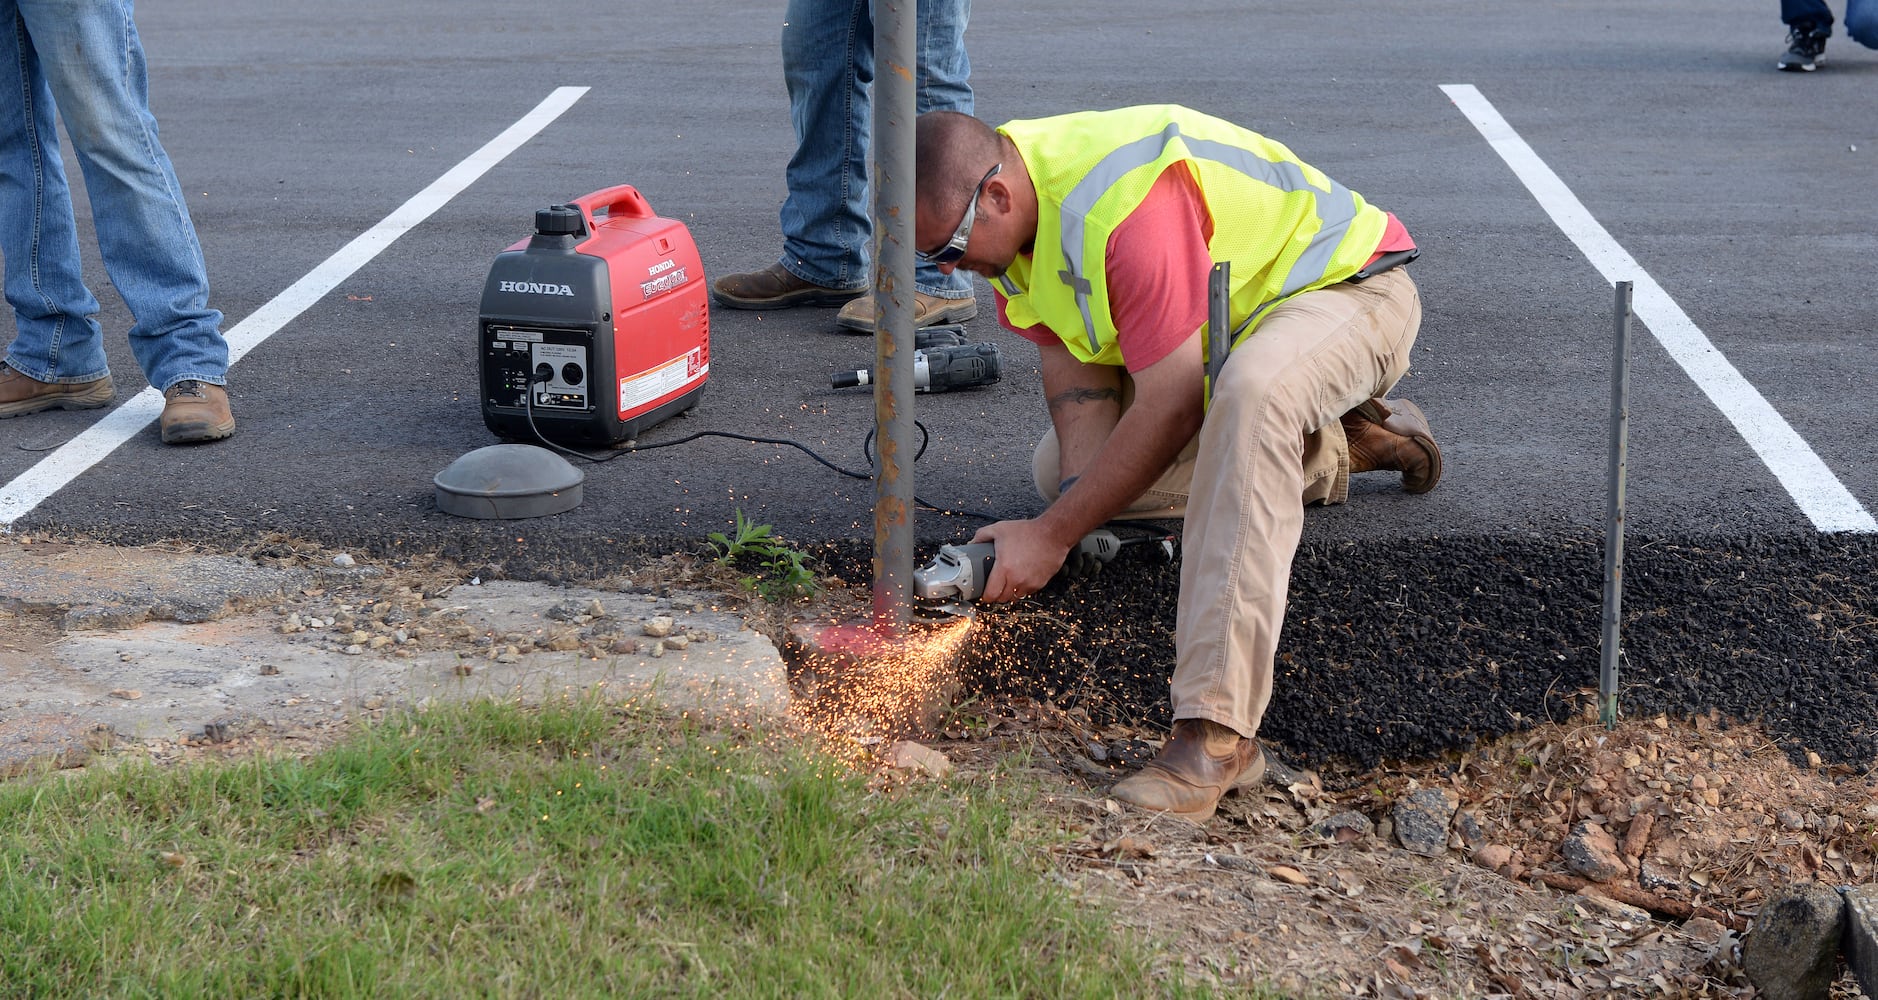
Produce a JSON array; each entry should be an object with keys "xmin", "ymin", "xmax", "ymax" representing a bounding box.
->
[
  {"xmin": 948, "ymin": 531, "xmax": 1878, "ymax": 770},
  {"xmin": 67, "ymin": 521, "xmax": 1878, "ymax": 770}
]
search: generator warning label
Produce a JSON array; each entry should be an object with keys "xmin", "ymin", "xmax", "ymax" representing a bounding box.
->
[{"xmin": 620, "ymin": 348, "xmax": 707, "ymax": 415}]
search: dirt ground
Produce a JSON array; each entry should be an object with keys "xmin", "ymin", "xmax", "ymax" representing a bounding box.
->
[
  {"xmin": 916, "ymin": 703, "xmax": 1877, "ymax": 999},
  {"xmin": 10, "ymin": 534, "xmax": 1877, "ymax": 998},
  {"xmin": 746, "ymin": 549, "xmax": 1878, "ymax": 998},
  {"xmin": 747, "ymin": 553, "xmax": 1878, "ymax": 998}
]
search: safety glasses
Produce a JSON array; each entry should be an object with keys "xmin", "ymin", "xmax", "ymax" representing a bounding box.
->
[{"xmin": 917, "ymin": 163, "xmax": 1001, "ymax": 265}]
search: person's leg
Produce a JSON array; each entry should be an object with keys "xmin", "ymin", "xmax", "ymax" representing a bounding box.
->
[
  {"xmin": 830, "ymin": 0, "xmax": 977, "ymax": 330},
  {"xmin": 19, "ymin": 0, "xmax": 226, "ymax": 395},
  {"xmin": 1171, "ymin": 271, "xmax": 1423, "ymax": 742},
  {"xmin": 0, "ymin": 0, "xmax": 112, "ymax": 393},
  {"xmin": 778, "ymin": 0, "xmax": 871, "ymax": 292},
  {"xmin": 1778, "ymin": 0, "xmax": 1834, "ymax": 69},
  {"xmin": 1107, "ymin": 273, "xmax": 1425, "ymax": 821},
  {"xmin": 713, "ymin": 0, "xmax": 873, "ymax": 310},
  {"xmin": 912, "ymin": 0, "xmax": 973, "ymax": 303},
  {"xmin": 1781, "ymin": 0, "xmax": 1835, "ymax": 31},
  {"xmin": 1843, "ymin": 0, "xmax": 1878, "ymax": 47}
]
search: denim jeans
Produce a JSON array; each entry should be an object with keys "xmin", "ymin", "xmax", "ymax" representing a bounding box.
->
[
  {"xmin": 779, "ymin": 0, "xmax": 973, "ymax": 300},
  {"xmin": 1783, "ymin": 0, "xmax": 1878, "ymax": 47},
  {"xmin": 0, "ymin": 0, "xmax": 227, "ymax": 391}
]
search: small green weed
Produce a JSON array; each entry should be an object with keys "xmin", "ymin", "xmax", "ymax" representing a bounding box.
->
[{"xmin": 708, "ymin": 509, "xmax": 817, "ymax": 600}]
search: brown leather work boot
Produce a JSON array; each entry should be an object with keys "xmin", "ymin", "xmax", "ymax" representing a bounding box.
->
[
  {"xmin": 160, "ymin": 380, "xmax": 236, "ymax": 445},
  {"xmin": 834, "ymin": 291, "xmax": 978, "ymax": 332},
  {"xmin": 1342, "ymin": 397, "xmax": 1442, "ymax": 494},
  {"xmin": 0, "ymin": 361, "xmax": 114, "ymax": 418},
  {"xmin": 1109, "ymin": 719, "xmax": 1267, "ymax": 822},
  {"xmin": 711, "ymin": 262, "xmax": 863, "ymax": 310}
]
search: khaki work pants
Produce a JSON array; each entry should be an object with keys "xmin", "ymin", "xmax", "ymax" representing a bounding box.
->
[{"xmin": 1031, "ymin": 269, "xmax": 1423, "ymax": 738}]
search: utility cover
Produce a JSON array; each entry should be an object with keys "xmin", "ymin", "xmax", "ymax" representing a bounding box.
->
[{"xmin": 434, "ymin": 444, "xmax": 583, "ymax": 519}]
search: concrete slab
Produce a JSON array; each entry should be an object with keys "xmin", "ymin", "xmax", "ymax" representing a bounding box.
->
[
  {"xmin": 0, "ymin": 714, "xmax": 113, "ymax": 778},
  {"xmin": 0, "ymin": 539, "xmax": 315, "ymax": 627},
  {"xmin": 0, "ymin": 542, "xmax": 790, "ymax": 763}
]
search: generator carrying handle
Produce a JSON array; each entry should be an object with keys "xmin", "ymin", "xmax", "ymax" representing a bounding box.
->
[{"xmin": 570, "ymin": 185, "xmax": 655, "ymax": 229}]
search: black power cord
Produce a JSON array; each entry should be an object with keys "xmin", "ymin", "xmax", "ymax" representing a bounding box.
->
[{"xmin": 520, "ymin": 371, "xmax": 1005, "ymax": 523}]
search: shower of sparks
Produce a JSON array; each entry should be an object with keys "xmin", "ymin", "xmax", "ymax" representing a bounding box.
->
[{"xmin": 790, "ymin": 616, "xmax": 977, "ymax": 765}]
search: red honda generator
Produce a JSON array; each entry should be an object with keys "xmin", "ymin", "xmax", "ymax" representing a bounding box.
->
[{"xmin": 478, "ymin": 185, "xmax": 709, "ymax": 446}]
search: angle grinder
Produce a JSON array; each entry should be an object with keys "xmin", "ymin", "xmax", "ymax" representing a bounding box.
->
[{"xmin": 911, "ymin": 525, "xmax": 1178, "ymax": 619}]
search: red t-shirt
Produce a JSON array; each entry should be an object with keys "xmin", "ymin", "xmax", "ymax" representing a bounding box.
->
[{"xmin": 999, "ymin": 164, "xmax": 1414, "ymax": 372}]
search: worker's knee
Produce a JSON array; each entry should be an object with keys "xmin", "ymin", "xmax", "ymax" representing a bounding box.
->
[
  {"xmin": 1209, "ymin": 352, "xmax": 1317, "ymax": 436},
  {"xmin": 1031, "ymin": 428, "xmax": 1062, "ymax": 501}
]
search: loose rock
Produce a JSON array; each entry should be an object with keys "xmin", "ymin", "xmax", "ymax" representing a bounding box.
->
[
  {"xmin": 1742, "ymin": 883, "xmax": 1844, "ymax": 1000},
  {"xmin": 1473, "ymin": 843, "xmax": 1513, "ymax": 873},
  {"xmin": 1312, "ymin": 810, "xmax": 1374, "ymax": 844},
  {"xmin": 1559, "ymin": 821, "xmax": 1626, "ymax": 882},
  {"xmin": 1392, "ymin": 787, "xmax": 1454, "ymax": 857},
  {"xmin": 883, "ymin": 740, "xmax": 953, "ymax": 779}
]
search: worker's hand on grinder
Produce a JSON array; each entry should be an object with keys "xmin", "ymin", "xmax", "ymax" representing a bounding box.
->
[{"xmin": 970, "ymin": 519, "xmax": 1071, "ymax": 603}]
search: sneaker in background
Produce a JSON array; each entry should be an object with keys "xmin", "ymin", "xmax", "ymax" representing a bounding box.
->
[{"xmin": 1778, "ymin": 27, "xmax": 1829, "ymax": 71}]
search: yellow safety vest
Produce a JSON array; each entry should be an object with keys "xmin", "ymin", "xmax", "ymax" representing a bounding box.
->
[{"xmin": 990, "ymin": 105, "xmax": 1389, "ymax": 403}]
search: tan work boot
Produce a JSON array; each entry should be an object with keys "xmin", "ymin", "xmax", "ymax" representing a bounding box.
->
[
  {"xmin": 1109, "ymin": 719, "xmax": 1267, "ymax": 822},
  {"xmin": 834, "ymin": 291, "xmax": 977, "ymax": 333},
  {"xmin": 160, "ymin": 380, "xmax": 235, "ymax": 445},
  {"xmin": 0, "ymin": 362, "xmax": 114, "ymax": 418},
  {"xmin": 1342, "ymin": 397, "xmax": 1442, "ymax": 493},
  {"xmin": 711, "ymin": 262, "xmax": 862, "ymax": 310}
]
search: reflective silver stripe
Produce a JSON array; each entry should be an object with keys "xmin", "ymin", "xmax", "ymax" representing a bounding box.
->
[
  {"xmin": 1057, "ymin": 126, "xmax": 1188, "ymax": 354},
  {"xmin": 1054, "ymin": 121, "xmax": 1361, "ymax": 359},
  {"xmin": 993, "ymin": 272, "xmax": 1019, "ymax": 296}
]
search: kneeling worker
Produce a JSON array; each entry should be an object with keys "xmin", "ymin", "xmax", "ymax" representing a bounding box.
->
[{"xmin": 915, "ymin": 104, "xmax": 1443, "ymax": 821}]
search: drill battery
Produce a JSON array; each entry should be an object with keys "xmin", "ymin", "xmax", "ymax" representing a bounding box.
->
[{"xmin": 478, "ymin": 185, "xmax": 709, "ymax": 446}]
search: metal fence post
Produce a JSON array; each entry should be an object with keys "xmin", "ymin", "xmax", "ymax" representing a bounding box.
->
[
  {"xmin": 871, "ymin": 0, "xmax": 917, "ymax": 628},
  {"xmin": 1600, "ymin": 281, "xmax": 1634, "ymax": 729}
]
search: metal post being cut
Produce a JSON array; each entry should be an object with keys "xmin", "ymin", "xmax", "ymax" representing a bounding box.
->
[
  {"xmin": 1599, "ymin": 281, "xmax": 1634, "ymax": 728},
  {"xmin": 870, "ymin": 0, "xmax": 917, "ymax": 627}
]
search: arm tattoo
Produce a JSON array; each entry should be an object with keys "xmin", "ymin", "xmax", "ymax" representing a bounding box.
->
[{"xmin": 1047, "ymin": 386, "xmax": 1121, "ymax": 409}]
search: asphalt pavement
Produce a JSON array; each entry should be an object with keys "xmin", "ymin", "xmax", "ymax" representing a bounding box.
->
[
  {"xmin": 2, "ymin": 1, "xmax": 1875, "ymax": 764},
  {"xmin": 1, "ymin": 0, "xmax": 1872, "ymax": 551}
]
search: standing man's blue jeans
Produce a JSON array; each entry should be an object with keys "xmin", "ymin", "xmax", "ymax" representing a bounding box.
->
[
  {"xmin": 779, "ymin": 0, "xmax": 974, "ymax": 302},
  {"xmin": 1783, "ymin": 0, "xmax": 1878, "ymax": 47},
  {"xmin": 0, "ymin": 0, "xmax": 228, "ymax": 392}
]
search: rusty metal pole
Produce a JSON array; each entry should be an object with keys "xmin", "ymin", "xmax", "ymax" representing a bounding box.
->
[{"xmin": 871, "ymin": 0, "xmax": 917, "ymax": 628}]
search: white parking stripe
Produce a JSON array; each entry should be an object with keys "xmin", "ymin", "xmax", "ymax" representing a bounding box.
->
[
  {"xmin": 1442, "ymin": 83, "xmax": 1876, "ymax": 535},
  {"xmin": 0, "ymin": 86, "xmax": 590, "ymax": 530}
]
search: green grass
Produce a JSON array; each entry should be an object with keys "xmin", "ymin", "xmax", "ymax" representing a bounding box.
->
[{"xmin": 0, "ymin": 697, "xmax": 1218, "ymax": 999}]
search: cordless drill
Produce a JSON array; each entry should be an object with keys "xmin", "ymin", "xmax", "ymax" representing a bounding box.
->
[{"xmin": 831, "ymin": 341, "xmax": 1002, "ymax": 393}]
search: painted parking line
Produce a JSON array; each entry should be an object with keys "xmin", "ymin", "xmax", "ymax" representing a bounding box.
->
[
  {"xmin": 0, "ymin": 86, "xmax": 590, "ymax": 530},
  {"xmin": 1442, "ymin": 83, "xmax": 1876, "ymax": 535}
]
